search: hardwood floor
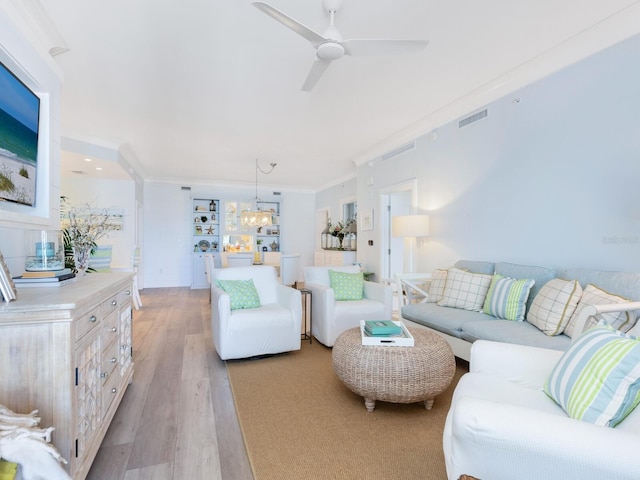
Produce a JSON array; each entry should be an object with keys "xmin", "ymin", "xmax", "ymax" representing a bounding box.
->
[{"xmin": 86, "ymin": 287, "xmax": 254, "ymax": 480}]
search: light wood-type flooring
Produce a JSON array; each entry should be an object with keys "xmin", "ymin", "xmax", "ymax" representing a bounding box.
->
[{"xmin": 86, "ymin": 287, "xmax": 254, "ymax": 480}]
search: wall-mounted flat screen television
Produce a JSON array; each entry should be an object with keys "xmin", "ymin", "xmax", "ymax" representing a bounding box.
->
[{"xmin": 0, "ymin": 60, "xmax": 40, "ymax": 207}]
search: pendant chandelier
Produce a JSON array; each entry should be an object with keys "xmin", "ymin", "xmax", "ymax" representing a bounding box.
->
[{"xmin": 240, "ymin": 159, "xmax": 277, "ymax": 228}]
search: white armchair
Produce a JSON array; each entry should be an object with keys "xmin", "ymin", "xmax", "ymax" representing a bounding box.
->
[
  {"xmin": 444, "ymin": 340, "xmax": 640, "ymax": 480},
  {"xmin": 303, "ymin": 265, "xmax": 393, "ymax": 347},
  {"xmin": 211, "ymin": 265, "xmax": 302, "ymax": 360}
]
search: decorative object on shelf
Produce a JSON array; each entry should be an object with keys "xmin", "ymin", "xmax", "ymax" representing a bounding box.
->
[
  {"xmin": 321, "ymin": 220, "xmax": 331, "ymax": 249},
  {"xmin": 240, "ymin": 159, "xmax": 277, "ymax": 228},
  {"xmin": 209, "ymin": 200, "xmax": 216, "ymax": 211},
  {"xmin": 24, "ymin": 229, "xmax": 65, "ymax": 271},
  {"xmin": 343, "ymin": 218, "xmax": 357, "ymax": 250},
  {"xmin": 392, "ymin": 214, "xmax": 430, "ymax": 274},
  {"xmin": 60, "ymin": 197, "xmax": 118, "ymax": 276},
  {"xmin": 200, "ymin": 215, "xmax": 208, "ymax": 223},
  {"xmin": 198, "ymin": 239, "xmax": 211, "ymax": 252},
  {"xmin": 0, "ymin": 251, "xmax": 17, "ymax": 302}
]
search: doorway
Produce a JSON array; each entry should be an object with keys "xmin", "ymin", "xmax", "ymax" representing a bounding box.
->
[{"xmin": 379, "ymin": 179, "xmax": 418, "ymax": 281}]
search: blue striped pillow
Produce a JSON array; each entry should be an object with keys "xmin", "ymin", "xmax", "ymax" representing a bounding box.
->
[
  {"xmin": 482, "ymin": 274, "xmax": 535, "ymax": 321},
  {"xmin": 544, "ymin": 323, "xmax": 640, "ymax": 427}
]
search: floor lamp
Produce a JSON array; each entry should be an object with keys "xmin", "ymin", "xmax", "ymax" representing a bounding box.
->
[{"xmin": 392, "ymin": 215, "xmax": 430, "ymax": 273}]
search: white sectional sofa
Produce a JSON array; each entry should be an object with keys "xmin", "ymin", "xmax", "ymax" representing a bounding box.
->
[{"xmin": 400, "ymin": 260, "xmax": 640, "ymax": 360}]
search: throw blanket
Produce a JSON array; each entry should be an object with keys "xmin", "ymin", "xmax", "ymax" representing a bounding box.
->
[{"xmin": 0, "ymin": 405, "xmax": 70, "ymax": 480}]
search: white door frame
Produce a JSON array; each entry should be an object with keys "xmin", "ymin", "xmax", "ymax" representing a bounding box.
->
[{"xmin": 379, "ymin": 179, "xmax": 418, "ymax": 281}]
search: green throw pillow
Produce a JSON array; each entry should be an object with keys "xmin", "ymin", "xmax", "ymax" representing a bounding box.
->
[
  {"xmin": 328, "ymin": 270, "xmax": 364, "ymax": 301},
  {"xmin": 215, "ymin": 279, "xmax": 261, "ymax": 310}
]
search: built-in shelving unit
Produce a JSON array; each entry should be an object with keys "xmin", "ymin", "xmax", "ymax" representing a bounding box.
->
[
  {"xmin": 192, "ymin": 198, "xmax": 220, "ymax": 289},
  {"xmin": 255, "ymin": 201, "xmax": 280, "ymax": 258}
]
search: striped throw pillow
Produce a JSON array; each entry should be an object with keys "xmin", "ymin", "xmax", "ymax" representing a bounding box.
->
[
  {"xmin": 483, "ymin": 274, "xmax": 535, "ymax": 321},
  {"xmin": 544, "ymin": 323, "xmax": 640, "ymax": 427}
]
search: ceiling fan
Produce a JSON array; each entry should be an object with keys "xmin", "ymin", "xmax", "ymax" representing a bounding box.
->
[{"xmin": 252, "ymin": 0, "xmax": 429, "ymax": 92}]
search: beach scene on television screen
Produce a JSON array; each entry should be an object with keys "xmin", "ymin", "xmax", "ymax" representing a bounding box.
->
[{"xmin": 0, "ymin": 61, "xmax": 39, "ymax": 207}]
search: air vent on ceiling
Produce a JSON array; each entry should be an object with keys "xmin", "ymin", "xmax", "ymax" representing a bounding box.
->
[
  {"xmin": 273, "ymin": 192, "xmax": 281, "ymax": 196},
  {"xmin": 381, "ymin": 141, "xmax": 416, "ymax": 161},
  {"xmin": 181, "ymin": 186, "xmax": 191, "ymax": 191},
  {"xmin": 459, "ymin": 109, "xmax": 488, "ymax": 128},
  {"xmin": 71, "ymin": 170, "xmax": 87, "ymax": 175}
]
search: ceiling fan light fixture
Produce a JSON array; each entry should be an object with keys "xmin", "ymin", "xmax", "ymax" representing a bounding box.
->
[{"xmin": 317, "ymin": 42, "xmax": 344, "ymax": 61}]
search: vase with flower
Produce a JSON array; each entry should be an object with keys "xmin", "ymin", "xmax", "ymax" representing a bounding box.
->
[{"xmin": 61, "ymin": 197, "xmax": 118, "ymax": 276}]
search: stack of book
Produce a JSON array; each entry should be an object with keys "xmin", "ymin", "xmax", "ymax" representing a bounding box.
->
[
  {"xmin": 363, "ymin": 320, "xmax": 403, "ymax": 337},
  {"xmin": 13, "ymin": 268, "xmax": 76, "ymax": 287}
]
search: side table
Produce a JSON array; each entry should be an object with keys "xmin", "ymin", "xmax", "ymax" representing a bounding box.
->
[{"xmin": 297, "ymin": 287, "xmax": 312, "ymax": 344}]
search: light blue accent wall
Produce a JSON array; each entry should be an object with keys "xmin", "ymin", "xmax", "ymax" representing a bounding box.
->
[{"xmin": 353, "ymin": 33, "xmax": 640, "ymax": 277}]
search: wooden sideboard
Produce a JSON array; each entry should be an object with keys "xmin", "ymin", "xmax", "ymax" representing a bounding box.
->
[
  {"xmin": 0, "ymin": 272, "xmax": 134, "ymax": 479},
  {"xmin": 314, "ymin": 249, "xmax": 357, "ymax": 266}
]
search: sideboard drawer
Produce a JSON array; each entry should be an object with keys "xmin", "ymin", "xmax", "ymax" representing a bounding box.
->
[
  {"xmin": 102, "ymin": 293, "xmax": 120, "ymax": 317},
  {"xmin": 75, "ymin": 305, "xmax": 101, "ymax": 341}
]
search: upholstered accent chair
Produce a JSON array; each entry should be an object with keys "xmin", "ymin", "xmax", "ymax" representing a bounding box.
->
[
  {"xmin": 303, "ymin": 265, "xmax": 393, "ymax": 347},
  {"xmin": 211, "ymin": 265, "xmax": 302, "ymax": 360}
]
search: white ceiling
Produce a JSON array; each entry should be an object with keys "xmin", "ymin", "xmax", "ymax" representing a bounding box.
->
[{"xmin": 30, "ymin": 0, "xmax": 640, "ymax": 190}]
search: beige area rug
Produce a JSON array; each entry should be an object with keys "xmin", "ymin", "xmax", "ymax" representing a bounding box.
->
[{"xmin": 226, "ymin": 339, "xmax": 467, "ymax": 480}]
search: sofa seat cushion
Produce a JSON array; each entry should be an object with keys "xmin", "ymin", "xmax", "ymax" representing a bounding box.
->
[
  {"xmin": 229, "ymin": 303, "xmax": 294, "ymax": 331},
  {"xmin": 401, "ymin": 303, "xmax": 492, "ymax": 338},
  {"xmin": 335, "ymin": 298, "xmax": 387, "ymax": 319},
  {"xmin": 461, "ymin": 319, "xmax": 572, "ymax": 351},
  {"xmin": 452, "ymin": 371, "xmax": 567, "ymax": 417}
]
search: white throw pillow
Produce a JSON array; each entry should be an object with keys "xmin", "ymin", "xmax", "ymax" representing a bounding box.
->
[
  {"xmin": 437, "ymin": 267, "xmax": 492, "ymax": 312},
  {"xmin": 564, "ymin": 284, "xmax": 636, "ymax": 338},
  {"xmin": 426, "ymin": 269, "xmax": 447, "ymax": 303},
  {"xmin": 527, "ymin": 278, "xmax": 583, "ymax": 336}
]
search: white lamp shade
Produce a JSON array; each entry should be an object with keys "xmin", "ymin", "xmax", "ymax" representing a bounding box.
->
[{"xmin": 392, "ymin": 215, "xmax": 430, "ymax": 238}]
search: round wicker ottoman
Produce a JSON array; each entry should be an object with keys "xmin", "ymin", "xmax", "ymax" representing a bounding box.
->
[{"xmin": 332, "ymin": 327, "xmax": 455, "ymax": 412}]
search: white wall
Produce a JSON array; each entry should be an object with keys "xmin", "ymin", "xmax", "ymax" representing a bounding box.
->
[
  {"xmin": 352, "ymin": 33, "xmax": 640, "ymax": 278},
  {"xmin": 143, "ymin": 181, "xmax": 315, "ymax": 288},
  {"xmin": 61, "ymin": 176, "xmax": 136, "ymax": 269},
  {"xmin": 0, "ymin": 5, "xmax": 62, "ymax": 276}
]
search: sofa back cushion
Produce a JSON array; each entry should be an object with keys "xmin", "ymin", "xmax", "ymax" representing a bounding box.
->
[
  {"xmin": 495, "ymin": 262, "xmax": 556, "ymax": 313},
  {"xmin": 454, "ymin": 260, "xmax": 495, "ymax": 275},
  {"xmin": 559, "ymin": 268, "xmax": 640, "ymax": 303}
]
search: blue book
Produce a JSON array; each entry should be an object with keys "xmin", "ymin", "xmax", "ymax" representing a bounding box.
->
[{"xmin": 364, "ymin": 320, "xmax": 402, "ymax": 336}]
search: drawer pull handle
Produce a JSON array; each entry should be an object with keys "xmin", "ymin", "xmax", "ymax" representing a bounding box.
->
[
  {"xmin": 89, "ymin": 315, "xmax": 97, "ymax": 323},
  {"xmin": 111, "ymin": 387, "xmax": 117, "ymax": 394},
  {"xmin": 101, "ymin": 372, "xmax": 108, "ymax": 378},
  {"xmin": 111, "ymin": 300, "xmax": 117, "ymax": 306},
  {"xmin": 111, "ymin": 357, "xmax": 117, "ymax": 363},
  {"xmin": 126, "ymin": 290, "xmax": 131, "ymax": 295},
  {"xmin": 111, "ymin": 327, "xmax": 117, "ymax": 332}
]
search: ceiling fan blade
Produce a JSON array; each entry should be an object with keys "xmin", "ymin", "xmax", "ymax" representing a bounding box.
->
[
  {"xmin": 252, "ymin": 2, "xmax": 326, "ymax": 44},
  {"xmin": 302, "ymin": 59, "xmax": 332, "ymax": 92},
  {"xmin": 342, "ymin": 39, "xmax": 429, "ymax": 56}
]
